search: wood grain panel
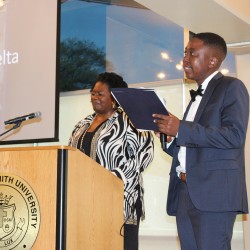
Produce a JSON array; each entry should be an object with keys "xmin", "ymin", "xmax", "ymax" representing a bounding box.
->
[{"xmin": 67, "ymin": 149, "xmax": 124, "ymax": 250}]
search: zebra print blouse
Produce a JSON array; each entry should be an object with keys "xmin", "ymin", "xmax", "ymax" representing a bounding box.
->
[{"xmin": 69, "ymin": 108, "xmax": 154, "ymax": 225}]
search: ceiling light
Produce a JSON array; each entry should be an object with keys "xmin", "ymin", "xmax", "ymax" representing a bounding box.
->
[
  {"xmin": 176, "ymin": 61, "xmax": 183, "ymax": 70},
  {"xmin": 220, "ymin": 68, "xmax": 229, "ymax": 74},
  {"xmin": 157, "ymin": 72, "xmax": 166, "ymax": 79},
  {"xmin": 176, "ymin": 64, "xmax": 183, "ymax": 70},
  {"xmin": 0, "ymin": 0, "xmax": 4, "ymax": 8},
  {"xmin": 220, "ymin": 69, "xmax": 229, "ymax": 75},
  {"xmin": 161, "ymin": 52, "xmax": 170, "ymax": 61}
]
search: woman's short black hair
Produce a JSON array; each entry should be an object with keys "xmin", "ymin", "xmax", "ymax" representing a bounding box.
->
[{"xmin": 91, "ymin": 72, "xmax": 128, "ymax": 91}]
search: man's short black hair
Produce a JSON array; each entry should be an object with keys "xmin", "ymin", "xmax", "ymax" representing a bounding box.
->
[{"xmin": 192, "ymin": 32, "xmax": 227, "ymax": 61}]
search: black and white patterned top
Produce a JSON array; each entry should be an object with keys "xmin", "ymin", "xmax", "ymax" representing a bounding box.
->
[{"xmin": 69, "ymin": 108, "xmax": 154, "ymax": 225}]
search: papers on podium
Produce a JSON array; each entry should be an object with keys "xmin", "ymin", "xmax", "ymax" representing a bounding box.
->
[{"xmin": 111, "ymin": 88, "xmax": 168, "ymax": 131}]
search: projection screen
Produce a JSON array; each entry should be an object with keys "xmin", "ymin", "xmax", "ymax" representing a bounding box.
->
[{"xmin": 0, "ymin": 0, "xmax": 60, "ymax": 145}]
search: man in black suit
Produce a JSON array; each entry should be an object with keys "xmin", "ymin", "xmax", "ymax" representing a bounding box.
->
[{"xmin": 153, "ymin": 32, "xmax": 249, "ymax": 250}]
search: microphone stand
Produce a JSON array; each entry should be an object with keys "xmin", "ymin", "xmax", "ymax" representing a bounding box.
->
[{"xmin": 0, "ymin": 122, "xmax": 22, "ymax": 139}]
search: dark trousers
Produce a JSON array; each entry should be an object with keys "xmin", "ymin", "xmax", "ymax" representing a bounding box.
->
[
  {"xmin": 124, "ymin": 222, "xmax": 140, "ymax": 250},
  {"xmin": 124, "ymin": 197, "xmax": 142, "ymax": 250},
  {"xmin": 176, "ymin": 182, "xmax": 237, "ymax": 250}
]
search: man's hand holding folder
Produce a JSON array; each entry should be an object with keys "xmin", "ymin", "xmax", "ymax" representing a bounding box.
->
[{"xmin": 153, "ymin": 113, "xmax": 180, "ymax": 144}]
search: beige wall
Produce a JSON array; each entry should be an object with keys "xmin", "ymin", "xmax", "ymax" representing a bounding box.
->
[{"xmin": 236, "ymin": 53, "xmax": 250, "ymax": 250}]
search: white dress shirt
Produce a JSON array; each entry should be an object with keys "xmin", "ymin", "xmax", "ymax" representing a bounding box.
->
[{"xmin": 176, "ymin": 71, "xmax": 218, "ymax": 176}]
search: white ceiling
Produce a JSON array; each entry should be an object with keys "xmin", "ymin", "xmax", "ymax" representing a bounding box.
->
[{"xmin": 134, "ymin": 0, "xmax": 250, "ymax": 54}]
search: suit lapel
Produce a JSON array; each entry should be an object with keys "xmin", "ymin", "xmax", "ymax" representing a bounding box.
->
[
  {"xmin": 194, "ymin": 72, "xmax": 223, "ymax": 122},
  {"xmin": 183, "ymin": 101, "xmax": 193, "ymax": 120}
]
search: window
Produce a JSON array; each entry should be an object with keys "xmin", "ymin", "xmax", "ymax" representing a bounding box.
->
[{"xmin": 60, "ymin": 0, "xmax": 184, "ymax": 91}]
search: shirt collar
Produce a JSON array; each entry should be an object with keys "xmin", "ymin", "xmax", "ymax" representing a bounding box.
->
[{"xmin": 200, "ymin": 71, "xmax": 218, "ymax": 93}]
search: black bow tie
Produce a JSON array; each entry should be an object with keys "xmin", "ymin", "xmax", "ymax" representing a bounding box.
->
[{"xmin": 190, "ymin": 85, "xmax": 203, "ymax": 102}]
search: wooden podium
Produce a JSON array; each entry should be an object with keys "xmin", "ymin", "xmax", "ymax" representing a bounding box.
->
[{"xmin": 0, "ymin": 146, "xmax": 124, "ymax": 250}]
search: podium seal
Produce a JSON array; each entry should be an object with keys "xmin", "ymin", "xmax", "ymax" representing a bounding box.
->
[{"xmin": 0, "ymin": 174, "xmax": 40, "ymax": 249}]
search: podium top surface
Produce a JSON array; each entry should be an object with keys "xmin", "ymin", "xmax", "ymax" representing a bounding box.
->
[{"xmin": 0, "ymin": 145, "xmax": 75, "ymax": 152}]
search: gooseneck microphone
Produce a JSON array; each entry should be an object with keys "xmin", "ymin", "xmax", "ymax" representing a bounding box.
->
[
  {"xmin": 160, "ymin": 133, "xmax": 167, "ymax": 150},
  {"xmin": 4, "ymin": 111, "xmax": 42, "ymax": 125}
]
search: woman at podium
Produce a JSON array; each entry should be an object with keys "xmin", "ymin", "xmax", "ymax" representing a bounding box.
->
[{"xmin": 69, "ymin": 72, "xmax": 154, "ymax": 250}]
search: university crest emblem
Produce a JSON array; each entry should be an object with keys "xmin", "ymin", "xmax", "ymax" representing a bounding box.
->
[{"xmin": 0, "ymin": 174, "xmax": 40, "ymax": 249}]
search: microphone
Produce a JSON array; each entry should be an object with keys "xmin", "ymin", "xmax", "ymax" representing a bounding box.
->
[
  {"xmin": 160, "ymin": 133, "xmax": 167, "ymax": 150},
  {"xmin": 4, "ymin": 111, "xmax": 42, "ymax": 125}
]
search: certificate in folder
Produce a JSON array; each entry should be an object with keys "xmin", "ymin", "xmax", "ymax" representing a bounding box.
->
[{"xmin": 111, "ymin": 88, "xmax": 168, "ymax": 131}]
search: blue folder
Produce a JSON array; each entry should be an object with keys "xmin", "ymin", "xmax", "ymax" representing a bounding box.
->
[{"xmin": 111, "ymin": 88, "xmax": 168, "ymax": 131}]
